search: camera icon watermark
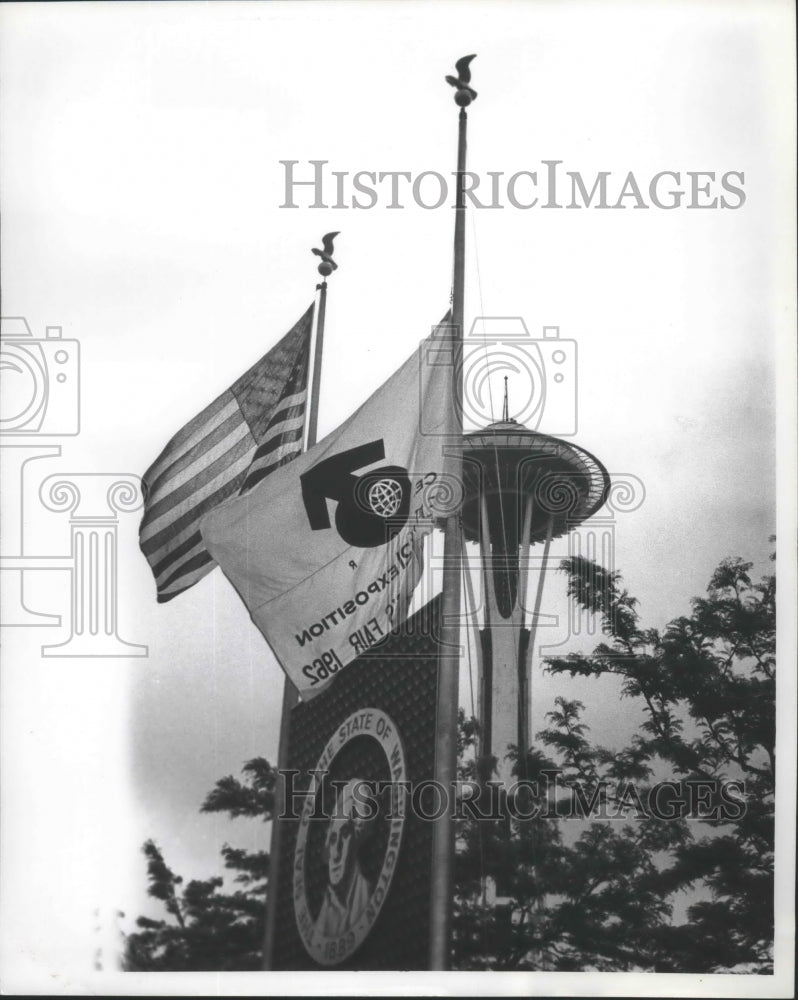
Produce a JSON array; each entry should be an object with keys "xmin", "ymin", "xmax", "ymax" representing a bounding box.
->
[
  {"xmin": 0, "ymin": 317, "xmax": 80, "ymax": 436},
  {"xmin": 0, "ymin": 315, "xmax": 146, "ymax": 657},
  {"xmin": 461, "ymin": 318, "xmax": 577, "ymax": 434},
  {"xmin": 419, "ymin": 317, "xmax": 579, "ymax": 438}
]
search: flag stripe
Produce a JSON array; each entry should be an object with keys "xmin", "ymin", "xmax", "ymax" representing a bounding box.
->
[
  {"xmin": 140, "ymin": 430, "xmax": 255, "ymax": 544},
  {"xmin": 144, "ymin": 396, "xmax": 241, "ymax": 490},
  {"xmin": 264, "ymin": 390, "xmax": 307, "ymax": 419},
  {"xmin": 142, "ymin": 371, "xmax": 308, "ymax": 551},
  {"xmin": 139, "ymin": 304, "xmax": 313, "ymax": 602},
  {"xmin": 248, "ymin": 425, "xmax": 305, "ymax": 470},
  {"xmin": 145, "ymin": 410, "xmax": 253, "ymax": 504},
  {"xmin": 144, "ymin": 420, "xmax": 303, "ymax": 587},
  {"xmin": 153, "ymin": 529, "xmax": 204, "ymax": 580},
  {"xmin": 157, "ymin": 584, "xmax": 194, "ymax": 604},
  {"xmin": 142, "ymin": 450, "xmax": 255, "ymax": 556},
  {"xmin": 242, "ymin": 436, "xmax": 306, "ymax": 493},
  {"xmin": 243, "ymin": 455, "xmax": 299, "ymax": 495},
  {"xmin": 158, "ymin": 550, "xmax": 216, "ymax": 600},
  {"xmin": 251, "ymin": 414, "xmax": 306, "ymax": 462},
  {"xmin": 254, "ymin": 402, "xmax": 307, "ymax": 445},
  {"xmin": 157, "ymin": 538, "xmax": 209, "ymax": 588}
]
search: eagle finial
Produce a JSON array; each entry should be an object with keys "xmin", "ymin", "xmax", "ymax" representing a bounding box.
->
[
  {"xmin": 445, "ymin": 54, "xmax": 477, "ymax": 106},
  {"xmin": 311, "ymin": 231, "xmax": 340, "ymax": 277}
]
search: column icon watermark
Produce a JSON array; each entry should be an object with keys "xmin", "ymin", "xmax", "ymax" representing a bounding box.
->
[{"xmin": 0, "ymin": 316, "xmax": 147, "ymax": 657}]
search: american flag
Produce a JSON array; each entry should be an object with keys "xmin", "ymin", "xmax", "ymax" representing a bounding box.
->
[{"xmin": 139, "ymin": 305, "xmax": 313, "ymax": 603}]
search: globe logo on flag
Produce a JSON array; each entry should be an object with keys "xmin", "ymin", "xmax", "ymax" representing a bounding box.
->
[
  {"xmin": 366, "ymin": 477, "xmax": 403, "ymax": 518},
  {"xmin": 301, "ymin": 441, "xmax": 413, "ymax": 548}
]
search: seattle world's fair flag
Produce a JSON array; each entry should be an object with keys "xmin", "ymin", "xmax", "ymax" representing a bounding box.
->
[
  {"xmin": 200, "ymin": 320, "xmax": 456, "ymax": 697},
  {"xmin": 139, "ymin": 305, "xmax": 313, "ymax": 603}
]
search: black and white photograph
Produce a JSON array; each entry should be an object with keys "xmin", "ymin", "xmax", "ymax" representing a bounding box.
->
[{"xmin": 0, "ymin": 1, "xmax": 795, "ymax": 995}]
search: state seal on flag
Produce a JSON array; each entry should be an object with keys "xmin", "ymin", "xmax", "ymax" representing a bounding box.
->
[{"xmin": 292, "ymin": 708, "xmax": 407, "ymax": 966}]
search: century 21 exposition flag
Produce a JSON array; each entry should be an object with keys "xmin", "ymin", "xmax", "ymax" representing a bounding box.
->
[
  {"xmin": 139, "ymin": 306, "xmax": 313, "ymax": 602},
  {"xmin": 200, "ymin": 321, "xmax": 455, "ymax": 697}
]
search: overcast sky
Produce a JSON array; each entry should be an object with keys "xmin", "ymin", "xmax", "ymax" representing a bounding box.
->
[{"xmin": 1, "ymin": 1, "xmax": 795, "ymax": 995}]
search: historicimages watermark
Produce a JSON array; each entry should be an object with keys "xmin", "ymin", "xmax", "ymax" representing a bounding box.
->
[{"xmin": 280, "ymin": 160, "xmax": 746, "ymax": 211}]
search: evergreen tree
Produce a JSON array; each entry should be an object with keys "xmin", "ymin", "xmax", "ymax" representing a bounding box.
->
[{"xmin": 123, "ymin": 759, "xmax": 275, "ymax": 971}]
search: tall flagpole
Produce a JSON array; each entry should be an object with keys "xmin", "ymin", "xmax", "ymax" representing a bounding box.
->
[
  {"xmin": 306, "ymin": 242, "xmax": 336, "ymax": 447},
  {"xmin": 429, "ymin": 56, "xmax": 476, "ymax": 971},
  {"xmin": 262, "ymin": 233, "xmax": 339, "ymax": 970}
]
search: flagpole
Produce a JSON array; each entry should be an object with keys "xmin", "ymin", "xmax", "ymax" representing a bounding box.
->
[
  {"xmin": 429, "ymin": 57, "xmax": 475, "ymax": 971},
  {"xmin": 262, "ymin": 236, "xmax": 338, "ymax": 970},
  {"xmin": 306, "ymin": 278, "xmax": 328, "ymax": 449}
]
